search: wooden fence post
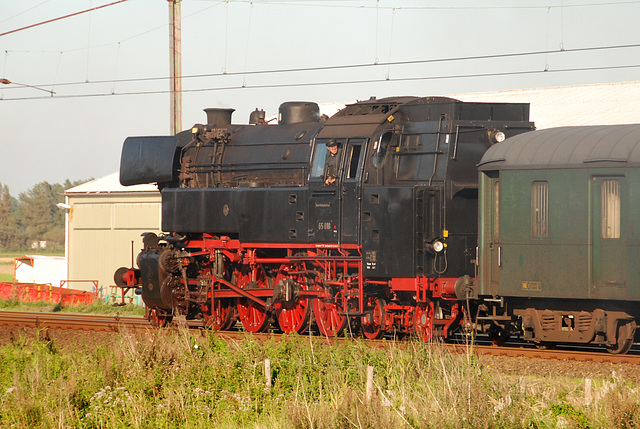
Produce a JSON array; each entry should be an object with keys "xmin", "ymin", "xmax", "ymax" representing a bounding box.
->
[
  {"xmin": 584, "ymin": 378, "xmax": 592, "ymax": 405},
  {"xmin": 265, "ymin": 358, "xmax": 272, "ymax": 391},
  {"xmin": 366, "ymin": 365, "xmax": 374, "ymax": 401}
]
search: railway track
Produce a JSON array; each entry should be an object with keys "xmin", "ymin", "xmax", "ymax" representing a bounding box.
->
[
  {"xmin": 213, "ymin": 329, "xmax": 640, "ymax": 365},
  {"xmin": 0, "ymin": 310, "xmax": 150, "ymax": 331},
  {"xmin": 1, "ymin": 310, "xmax": 639, "ymax": 364}
]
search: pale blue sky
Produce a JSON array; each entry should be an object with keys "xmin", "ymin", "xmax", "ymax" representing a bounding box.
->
[{"xmin": 1, "ymin": 0, "xmax": 639, "ymax": 195}]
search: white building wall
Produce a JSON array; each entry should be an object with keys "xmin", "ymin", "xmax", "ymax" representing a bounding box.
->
[{"xmin": 65, "ymin": 174, "xmax": 160, "ymax": 296}]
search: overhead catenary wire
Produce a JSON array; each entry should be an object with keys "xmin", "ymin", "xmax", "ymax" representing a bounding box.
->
[
  {"xmin": 3, "ymin": 62, "xmax": 640, "ymax": 102},
  {"xmin": 195, "ymin": 0, "xmax": 640, "ymax": 10},
  {"xmin": 2, "ymin": 0, "xmax": 639, "ymax": 101},
  {"xmin": 2, "ymin": 42, "xmax": 640, "ymax": 92},
  {"xmin": 0, "ymin": 0, "xmax": 55, "ymax": 26},
  {"xmin": 0, "ymin": 0, "xmax": 129, "ymax": 38}
]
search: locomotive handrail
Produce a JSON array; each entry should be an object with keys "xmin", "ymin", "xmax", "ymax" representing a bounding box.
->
[
  {"xmin": 393, "ymin": 150, "xmax": 446, "ymax": 156},
  {"xmin": 283, "ymin": 255, "xmax": 362, "ymax": 260}
]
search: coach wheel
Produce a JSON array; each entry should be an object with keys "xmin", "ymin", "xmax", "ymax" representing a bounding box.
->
[
  {"xmin": 203, "ymin": 297, "xmax": 236, "ymax": 331},
  {"xmin": 534, "ymin": 342, "xmax": 556, "ymax": 350},
  {"xmin": 361, "ymin": 297, "xmax": 386, "ymax": 340},
  {"xmin": 236, "ymin": 268, "xmax": 272, "ymax": 333},
  {"xmin": 313, "ymin": 287, "xmax": 348, "ymax": 337},
  {"xmin": 273, "ymin": 265, "xmax": 312, "ymax": 334},
  {"xmin": 414, "ymin": 301, "xmax": 435, "ymax": 341},
  {"xmin": 488, "ymin": 323, "xmax": 510, "ymax": 346},
  {"xmin": 607, "ymin": 320, "xmax": 636, "ymax": 355},
  {"xmin": 147, "ymin": 308, "xmax": 172, "ymax": 328}
]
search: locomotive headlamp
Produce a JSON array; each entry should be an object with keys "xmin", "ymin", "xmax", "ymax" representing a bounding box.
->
[
  {"xmin": 489, "ymin": 129, "xmax": 506, "ymax": 143},
  {"xmin": 192, "ymin": 126, "xmax": 203, "ymax": 134},
  {"xmin": 425, "ymin": 239, "xmax": 445, "ymax": 254}
]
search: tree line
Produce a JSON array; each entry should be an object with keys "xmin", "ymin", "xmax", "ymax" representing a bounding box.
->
[{"xmin": 0, "ymin": 180, "xmax": 89, "ymax": 253}]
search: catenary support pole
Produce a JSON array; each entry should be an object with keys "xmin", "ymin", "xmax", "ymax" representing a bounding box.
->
[{"xmin": 168, "ymin": 0, "xmax": 182, "ymax": 135}]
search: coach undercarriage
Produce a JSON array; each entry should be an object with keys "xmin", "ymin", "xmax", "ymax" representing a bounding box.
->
[{"xmin": 472, "ymin": 299, "xmax": 637, "ymax": 354}]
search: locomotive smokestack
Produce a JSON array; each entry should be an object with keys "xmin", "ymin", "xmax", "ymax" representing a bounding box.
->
[
  {"xmin": 204, "ymin": 108, "xmax": 235, "ymax": 127},
  {"xmin": 278, "ymin": 102, "xmax": 320, "ymax": 125}
]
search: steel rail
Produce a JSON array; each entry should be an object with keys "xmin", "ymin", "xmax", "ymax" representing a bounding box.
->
[
  {"xmin": 0, "ymin": 310, "xmax": 149, "ymax": 331},
  {"xmin": 1, "ymin": 311, "xmax": 638, "ymax": 364}
]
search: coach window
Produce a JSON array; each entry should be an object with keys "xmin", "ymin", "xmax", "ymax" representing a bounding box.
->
[
  {"xmin": 601, "ymin": 179, "xmax": 621, "ymax": 239},
  {"xmin": 532, "ymin": 181, "xmax": 549, "ymax": 238}
]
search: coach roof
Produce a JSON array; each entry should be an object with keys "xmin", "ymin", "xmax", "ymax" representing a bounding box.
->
[{"xmin": 478, "ymin": 124, "xmax": 640, "ymax": 170}]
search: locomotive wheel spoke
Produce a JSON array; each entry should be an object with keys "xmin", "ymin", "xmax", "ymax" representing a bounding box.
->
[
  {"xmin": 607, "ymin": 320, "xmax": 636, "ymax": 355},
  {"xmin": 236, "ymin": 268, "xmax": 272, "ymax": 333},
  {"xmin": 414, "ymin": 301, "xmax": 435, "ymax": 341},
  {"xmin": 313, "ymin": 287, "xmax": 347, "ymax": 337},
  {"xmin": 237, "ymin": 301, "xmax": 270, "ymax": 333},
  {"xmin": 275, "ymin": 302, "xmax": 311, "ymax": 334},
  {"xmin": 274, "ymin": 298, "xmax": 311, "ymax": 335},
  {"xmin": 361, "ymin": 297, "xmax": 386, "ymax": 340},
  {"xmin": 203, "ymin": 298, "xmax": 236, "ymax": 331},
  {"xmin": 274, "ymin": 264, "xmax": 312, "ymax": 334}
]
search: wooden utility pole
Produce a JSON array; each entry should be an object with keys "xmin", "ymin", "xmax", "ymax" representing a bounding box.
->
[{"xmin": 168, "ymin": 0, "xmax": 182, "ymax": 135}]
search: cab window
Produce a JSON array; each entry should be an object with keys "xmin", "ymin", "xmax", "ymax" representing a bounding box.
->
[{"xmin": 310, "ymin": 142, "xmax": 328, "ymax": 179}]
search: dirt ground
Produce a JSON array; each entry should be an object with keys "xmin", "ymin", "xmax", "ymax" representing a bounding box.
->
[{"xmin": 0, "ymin": 258, "xmax": 14, "ymax": 277}]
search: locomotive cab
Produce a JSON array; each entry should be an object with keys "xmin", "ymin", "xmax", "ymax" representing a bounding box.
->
[{"xmin": 308, "ymin": 137, "xmax": 367, "ymax": 244}]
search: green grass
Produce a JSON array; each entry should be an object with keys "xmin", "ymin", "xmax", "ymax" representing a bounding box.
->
[
  {"xmin": 0, "ymin": 298, "xmax": 145, "ymax": 317},
  {"xmin": 0, "ymin": 273, "xmax": 13, "ymax": 282},
  {"xmin": 0, "ymin": 251, "xmax": 64, "ymax": 257},
  {"xmin": 0, "ymin": 329, "xmax": 637, "ymax": 428}
]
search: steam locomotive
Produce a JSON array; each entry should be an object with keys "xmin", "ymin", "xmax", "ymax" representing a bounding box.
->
[{"xmin": 116, "ymin": 96, "xmax": 536, "ymax": 341}]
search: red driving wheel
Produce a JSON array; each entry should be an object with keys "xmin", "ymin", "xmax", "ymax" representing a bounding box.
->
[
  {"xmin": 414, "ymin": 301, "xmax": 435, "ymax": 341},
  {"xmin": 203, "ymin": 292, "xmax": 236, "ymax": 331},
  {"xmin": 273, "ymin": 264, "xmax": 312, "ymax": 334},
  {"xmin": 362, "ymin": 297, "xmax": 386, "ymax": 340},
  {"xmin": 236, "ymin": 267, "xmax": 272, "ymax": 333},
  {"xmin": 313, "ymin": 286, "xmax": 347, "ymax": 337}
]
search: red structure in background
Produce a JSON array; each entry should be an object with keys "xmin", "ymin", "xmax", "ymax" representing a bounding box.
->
[{"xmin": 0, "ymin": 282, "xmax": 97, "ymax": 305}]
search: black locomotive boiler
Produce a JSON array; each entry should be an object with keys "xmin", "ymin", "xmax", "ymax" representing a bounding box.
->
[{"xmin": 116, "ymin": 96, "xmax": 534, "ymax": 339}]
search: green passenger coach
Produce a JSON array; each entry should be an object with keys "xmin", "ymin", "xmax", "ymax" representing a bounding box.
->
[{"xmin": 476, "ymin": 125, "xmax": 640, "ymax": 354}]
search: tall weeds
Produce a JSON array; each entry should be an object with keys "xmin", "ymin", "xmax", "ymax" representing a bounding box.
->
[{"xmin": 0, "ymin": 328, "xmax": 637, "ymax": 428}]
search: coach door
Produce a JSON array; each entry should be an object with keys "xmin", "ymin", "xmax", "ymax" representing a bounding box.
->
[
  {"xmin": 590, "ymin": 176, "xmax": 627, "ymax": 295},
  {"xmin": 484, "ymin": 173, "xmax": 502, "ymax": 295},
  {"xmin": 340, "ymin": 139, "xmax": 366, "ymax": 243}
]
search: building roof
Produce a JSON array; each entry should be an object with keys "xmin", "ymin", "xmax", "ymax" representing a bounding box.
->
[
  {"xmin": 451, "ymin": 81, "xmax": 640, "ymax": 129},
  {"xmin": 65, "ymin": 172, "xmax": 159, "ymax": 195},
  {"xmin": 479, "ymin": 124, "xmax": 640, "ymax": 170}
]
